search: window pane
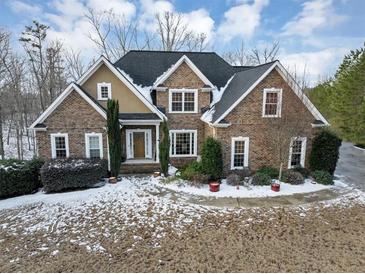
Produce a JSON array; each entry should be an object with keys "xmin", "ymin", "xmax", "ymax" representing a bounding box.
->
[
  {"xmin": 265, "ymin": 103, "xmax": 277, "ymax": 115},
  {"xmin": 172, "ymin": 92, "xmax": 183, "ymax": 111},
  {"xmin": 292, "ymin": 140, "xmax": 302, "ymax": 153},
  {"xmin": 55, "ymin": 137, "xmax": 66, "ymax": 149},
  {"xmin": 89, "ymin": 136, "xmax": 100, "ymax": 149},
  {"xmin": 234, "ymin": 141, "xmax": 245, "ymax": 154},
  {"xmin": 100, "ymin": 86, "xmax": 109, "ymax": 98},
  {"xmin": 234, "ymin": 154, "xmax": 244, "ymax": 167},
  {"xmin": 184, "ymin": 92, "xmax": 195, "ymax": 102},
  {"xmin": 266, "ymin": 92, "xmax": 278, "ymax": 103},
  {"xmin": 290, "ymin": 140, "xmax": 302, "ymax": 167},
  {"xmin": 90, "ymin": 149, "xmax": 100, "ymax": 159},
  {"xmin": 184, "ymin": 102, "xmax": 195, "ymax": 111},
  {"xmin": 175, "ymin": 133, "xmax": 191, "ymax": 155}
]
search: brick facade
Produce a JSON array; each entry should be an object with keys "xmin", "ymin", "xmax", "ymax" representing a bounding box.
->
[
  {"xmin": 215, "ymin": 68, "xmax": 316, "ymax": 173},
  {"xmin": 36, "ymin": 90, "xmax": 108, "ymax": 159},
  {"xmin": 156, "ymin": 61, "xmax": 211, "ymax": 167}
]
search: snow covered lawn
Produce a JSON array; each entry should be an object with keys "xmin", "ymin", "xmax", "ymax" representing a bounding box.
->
[
  {"xmin": 154, "ymin": 177, "xmax": 348, "ymax": 198},
  {"xmin": 0, "ymin": 175, "xmax": 364, "ymax": 272}
]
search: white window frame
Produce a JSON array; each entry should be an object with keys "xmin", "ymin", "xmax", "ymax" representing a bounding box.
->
[
  {"xmin": 231, "ymin": 137, "xmax": 249, "ymax": 170},
  {"xmin": 85, "ymin": 133, "xmax": 103, "ymax": 159},
  {"xmin": 288, "ymin": 137, "xmax": 307, "ymax": 168},
  {"xmin": 97, "ymin": 82, "xmax": 112, "ymax": 100},
  {"xmin": 169, "ymin": 129, "xmax": 197, "ymax": 157},
  {"xmin": 50, "ymin": 133, "xmax": 69, "ymax": 159},
  {"xmin": 262, "ymin": 88, "xmax": 282, "ymax": 118},
  {"xmin": 168, "ymin": 89, "xmax": 198, "ymax": 113},
  {"xmin": 126, "ymin": 129, "xmax": 152, "ymax": 159}
]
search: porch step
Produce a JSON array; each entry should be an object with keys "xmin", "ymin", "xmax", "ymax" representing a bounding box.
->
[{"xmin": 120, "ymin": 163, "xmax": 160, "ymax": 174}]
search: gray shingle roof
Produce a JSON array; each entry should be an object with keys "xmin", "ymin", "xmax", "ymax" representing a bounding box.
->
[
  {"xmin": 119, "ymin": 113, "xmax": 161, "ymax": 120},
  {"xmin": 114, "ymin": 50, "xmax": 236, "ymax": 88},
  {"xmin": 211, "ymin": 61, "xmax": 277, "ymax": 123}
]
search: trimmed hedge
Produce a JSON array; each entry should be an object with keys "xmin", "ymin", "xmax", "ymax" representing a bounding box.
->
[
  {"xmin": 0, "ymin": 158, "xmax": 44, "ymax": 198},
  {"xmin": 256, "ymin": 166, "xmax": 279, "ymax": 179},
  {"xmin": 282, "ymin": 170, "xmax": 304, "ymax": 185},
  {"xmin": 311, "ymin": 170, "xmax": 334, "ymax": 185},
  {"xmin": 309, "ymin": 130, "xmax": 342, "ymax": 175},
  {"xmin": 251, "ymin": 173, "xmax": 271, "ymax": 186},
  {"xmin": 201, "ymin": 137, "xmax": 223, "ymax": 180},
  {"xmin": 41, "ymin": 158, "xmax": 108, "ymax": 193}
]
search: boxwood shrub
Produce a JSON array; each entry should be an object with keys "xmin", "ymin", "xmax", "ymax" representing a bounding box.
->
[
  {"xmin": 311, "ymin": 170, "xmax": 334, "ymax": 185},
  {"xmin": 201, "ymin": 137, "xmax": 223, "ymax": 180},
  {"xmin": 41, "ymin": 158, "xmax": 108, "ymax": 193},
  {"xmin": 251, "ymin": 173, "xmax": 271, "ymax": 186},
  {"xmin": 0, "ymin": 158, "xmax": 44, "ymax": 198},
  {"xmin": 282, "ymin": 170, "xmax": 304, "ymax": 185},
  {"xmin": 180, "ymin": 161, "xmax": 202, "ymax": 181}
]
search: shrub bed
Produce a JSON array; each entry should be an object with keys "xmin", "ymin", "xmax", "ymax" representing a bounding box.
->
[
  {"xmin": 251, "ymin": 173, "xmax": 271, "ymax": 186},
  {"xmin": 41, "ymin": 158, "xmax": 108, "ymax": 193},
  {"xmin": 282, "ymin": 170, "xmax": 304, "ymax": 185},
  {"xmin": 292, "ymin": 167, "xmax": 311, "ymax": 178},
  {"xmin": 0, "ymin": 158, "xmax": 44, "ymax": 198},
  {"xmin": 311, "ymin": 170, "xmax": 334, "ymax": 185},
  {"xmin": 226, "ymin": 173, "xmax": 242, "ymax": 186}
]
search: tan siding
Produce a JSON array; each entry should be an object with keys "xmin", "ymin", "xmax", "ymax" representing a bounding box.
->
[{"xmin": 82, "ymin": 64, "xmax": 152, "ymax": 113}]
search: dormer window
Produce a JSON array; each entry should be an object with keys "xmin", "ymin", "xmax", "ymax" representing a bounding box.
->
[
  {"xmin": 97, "ymin": 83, "xmax": 111, "ymax": 100},
  {"xmin": 262, "ymin": 88, "xmax": 282, "ymax": 117}
]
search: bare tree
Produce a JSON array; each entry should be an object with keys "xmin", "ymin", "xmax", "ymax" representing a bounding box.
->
[
  {"xmin": 248, "ymin": 41, "xmax": 280, "ymax": 65},
  {"xmin": 186, "ymin": 33, "xmax": 208, "ymax": 52},
  {"xmin": 223, "ymin": 41, "xmax": 250, "ymax": 65},
  {"xmin": 64, "ymin": 49, "xmax": 86, "ymax": 81},
  {"xmin": 0, "ymin": 28, "xmax": 11, "ymax": 159},
  {"xmin": 155, "ymin": 11, "xmax": 193, "ymax": 51},
  {"xmin": 86, "ymin": 9, "xmax": 155, "ymax": 61}
]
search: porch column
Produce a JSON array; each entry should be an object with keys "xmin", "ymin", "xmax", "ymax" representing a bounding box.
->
[{"xmin": 155, "ymin": 123, "xmax": 160, "ymax": 163}]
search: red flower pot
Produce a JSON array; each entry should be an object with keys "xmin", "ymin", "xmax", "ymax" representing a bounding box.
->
[
  {"xmin": 271, "ymin": 183, "xmax": 280, "ymax": 192},
  {"xmin": 209, "ymin": 182, "xmax": 220, "ymax": 192}
]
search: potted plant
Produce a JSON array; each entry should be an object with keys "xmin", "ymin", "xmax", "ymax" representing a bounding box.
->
[
  {"xmin": 209, "ymin": 176, "xmax": 220, "ymax": 192},
  {"xmin": 271, "ymin": 179, "xmax": 280, "ymax": 192}
]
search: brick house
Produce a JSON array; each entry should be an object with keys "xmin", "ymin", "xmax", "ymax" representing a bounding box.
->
[{"xmin": 29, "ymin": 51, "xmax": 329, "ymax": 174}]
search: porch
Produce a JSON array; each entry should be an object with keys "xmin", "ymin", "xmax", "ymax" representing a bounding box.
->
[{"xmin": 119, "ymin": 113, "xmax": 161, "ymax": 174}]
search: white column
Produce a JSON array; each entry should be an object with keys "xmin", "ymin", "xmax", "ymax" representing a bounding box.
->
[{"xmin": 155, "ymin": 123, "xmax": 160, "ymax": 163}]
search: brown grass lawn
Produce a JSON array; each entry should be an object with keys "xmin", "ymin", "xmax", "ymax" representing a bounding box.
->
[{"xmin": 1, "ymin": 201, "xmax": 364, "ymax": 272}]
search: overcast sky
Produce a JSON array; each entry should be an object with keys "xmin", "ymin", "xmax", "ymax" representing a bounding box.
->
[{"xmin": 1, "ymin": 0, "xmax": 364, "ymax": 85}]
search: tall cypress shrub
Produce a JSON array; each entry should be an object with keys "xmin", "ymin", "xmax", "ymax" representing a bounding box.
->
[
  {"xmin": 159, "ymin": 120, "xmax": 169, "ymax": 176},
  {"xmin": 309, "ymin": 130, "xmax": 342, "ymax": 175},
  {"xmin": 201, "ymin": 137, "xmax": 223, "ymax": 180},
  {"xmin": 107, "ymin": 99, "xmax": 122, "ymax": 177}
]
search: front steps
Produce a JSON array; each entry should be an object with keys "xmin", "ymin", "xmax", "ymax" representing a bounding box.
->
[{"xmin": 120, "ymin": 162, "xmax": 160, "ymax": 174}]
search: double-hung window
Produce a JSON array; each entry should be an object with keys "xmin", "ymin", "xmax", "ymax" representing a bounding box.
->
[
  {"xmin": 288, "ymin": 137, "xmax": 307, "ymax": 168},
  {"xmin": 85, "ymin": 133, "xmax": 103, "ymax": 159},
  {"xmin": 97, "ymin": 83, "xmax": 111, "ymax": 100},
  {"xmin": 169, "ymin": 89, "xmax": 198, "ymax": 113},
  {"xmin": 231, "ymin": 137, "xmax": 249, "ymax": 169},
  {"xmin": 51, "ymin": 133, "xmax": 69, "ymax": 159},
  {"xmin": 263, "ymin": 88, "xmax": 282, "ymax": 117},
  {"xmin": 170, "ymin": 130, "xmax": 197, "ymax": 157}
]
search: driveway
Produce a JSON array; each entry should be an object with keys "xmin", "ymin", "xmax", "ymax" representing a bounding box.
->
[{"xmin": 335, "ymin": 142, "xmax": 365, "ymax": 191}]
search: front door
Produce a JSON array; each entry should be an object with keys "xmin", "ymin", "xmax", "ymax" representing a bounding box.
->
[
  {"xmin": 133, "ymin": 132, "xmax": 145, "ymax": 158},
  {"xmin": 126, "ymin": 129, "xmax": 152, "ymax": 159}
]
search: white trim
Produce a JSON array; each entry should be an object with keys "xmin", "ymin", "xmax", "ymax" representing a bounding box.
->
[
  {"xmin": 124, "ymin": 159, "xmax": 157, "ymax": 164},
  {"xmin": 262, "ymin": 88, "xmax": 282, "ymax": 118},
  {"xmin": 50, "ymin": 133, "xmax": 69, "ymax": 159},
  {"xmin": 156, "ymin": 124, "xmax": 160, "ymax": 163},
  {"xmin": 85, "ymin": 133, "xmax": 103, "ymax": 159},
  {"xmin": 230, "ymin": 137, "xmax": 249, "ymax": 170},
  {"xmin": 77, "ymin": 56, "xmax": 166, "ymax": 120},
  {"xmin": 168, "ymin": 89, "xmax": 198, "ymax": 113},
  {"xmin": 97, "ymin": 82, "xmax": 111, "ymax": 100},
  {"xmin": 169, "ymin": 129, "xmax": 197, "ymax": 157},
  {"xmin": 119, "ymin": 120, "xmax": 161, "ymax": 125},
  {"xmin": 126, "ymin": 129, "xmax": 153, "ymax": 160},
  {"xmin": 29, "ymin": 83, "xmax": 106, "ymax": 129},
  {"xmin": 153, "ymin": 55, "xmax": 214, "ymax": 88},
  {"xmin": 213, "ymin": 61, "xmax": 329, "ymax": 126},
  {"xmin": 288, "ymin": 137, "xmax": 307, "ymax": 168}
]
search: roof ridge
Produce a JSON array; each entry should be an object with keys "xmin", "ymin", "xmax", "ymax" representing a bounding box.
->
[{"xmin": 128, "ymin": 50, "xmax": 216, "ymax": 54}]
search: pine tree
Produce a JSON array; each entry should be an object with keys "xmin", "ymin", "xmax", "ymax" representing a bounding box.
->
[
  {"xmin": 331, "ymin": 44, "xmax": 365, "ymax": 145},
  {"xmin": 159, "ymin": 120, "xmax": 170, "ymax": 176},
  {"xmin": 107, "ymin": 99, "xmax": 122, "ymax": 177}
]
